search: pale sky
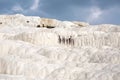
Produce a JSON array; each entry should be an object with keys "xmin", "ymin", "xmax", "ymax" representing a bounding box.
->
[{"xmin": 0, "ymin": 0, "xmax": 120, "ymax": 25}]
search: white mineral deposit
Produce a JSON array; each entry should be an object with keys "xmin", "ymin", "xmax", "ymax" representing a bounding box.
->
[{"xmin": 0, "ymin": 14, "xmax": 120, "ymax": 80}]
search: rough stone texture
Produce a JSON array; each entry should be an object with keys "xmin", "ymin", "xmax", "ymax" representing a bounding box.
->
[
  {"xmin": 0, "ymin": 14, "xmax": 120, "ymax": 80},
  {"xmin": 39, "ymin": 18, "xmax": 61, "ymax": 28},
  {"xmin": 73, "ymin": 21, "xmax": 89, "ymax": 27}
]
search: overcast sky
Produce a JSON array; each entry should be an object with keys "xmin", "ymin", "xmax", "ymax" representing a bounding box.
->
[{"xmin": 0, "ymin": 0, "xmax": 120, "ymax": 25}]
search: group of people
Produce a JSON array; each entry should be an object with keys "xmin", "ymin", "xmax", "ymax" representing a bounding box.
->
[{"xmin": 58, "ymin": 35, "xmax": 74, "ymax": 46}]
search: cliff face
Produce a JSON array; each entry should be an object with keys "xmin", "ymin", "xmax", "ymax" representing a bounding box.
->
[{"xmin": 0, "ymin": 14, "xmax": 120, "ymax": 80}]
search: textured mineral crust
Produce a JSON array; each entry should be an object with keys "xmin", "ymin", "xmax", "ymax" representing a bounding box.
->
[{"xmin": 0, "ymin": 14, "xmax": 120, "ymax": 80}]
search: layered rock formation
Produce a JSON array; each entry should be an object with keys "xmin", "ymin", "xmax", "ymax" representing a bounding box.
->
[{"xmin": 0, "ymin": 14, "xmax": 120, "ymax": 80}]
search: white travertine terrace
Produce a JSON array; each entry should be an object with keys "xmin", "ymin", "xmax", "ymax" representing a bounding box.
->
[{"xmin": 0, "ymin": 14, "xmax": 120, "ymax": 80}]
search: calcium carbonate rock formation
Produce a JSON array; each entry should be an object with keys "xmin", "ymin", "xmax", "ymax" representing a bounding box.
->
[
  {"xmin": 39, "ymin": 18, "xmax": 61, "ymax": 28},
  {"xmin": 0, "ymin": 14, "xmax": 40, "ymax": 28},
  {"xmin": 73, "ymin": 21, "xmax": 89, "ymax": 27},
  {"xmin": 0, "ymin": 14, "xmax": 120, "ymax": 80}
]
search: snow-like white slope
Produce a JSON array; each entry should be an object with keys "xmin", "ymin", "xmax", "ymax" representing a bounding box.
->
[{"xmin": 0, "ymin": 14, "xmax": 120, "ymax": 80}]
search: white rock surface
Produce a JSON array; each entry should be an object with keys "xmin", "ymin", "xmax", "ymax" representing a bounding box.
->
[{"xmin": 0, "ymin": 14, "xmax": 120, "ymax": 80}]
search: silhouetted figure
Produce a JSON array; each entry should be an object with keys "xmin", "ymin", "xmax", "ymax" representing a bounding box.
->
[
  {"xmin": 62, "ymin": 37, "xmax": 65, "ymax": 44},
  {"xmin": 66, "ymin": 38, "xmax": 69, "ymax": 45},
  {"xmin": 58, "ymin": 35, "xmax": 75, "ymax": 46},
  {"xmin": 58, "ymin": 35, "xmax": 61, "ymax": 44},
  {"xmin": 69, "ymin": 36, "xmax": 72, "ymax": 45},
  {"xmin": 69, "ymin": 36, "xmax": 74, "ymax": 46}
]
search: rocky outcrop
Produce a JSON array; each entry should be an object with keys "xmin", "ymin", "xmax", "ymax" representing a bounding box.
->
[
  {"xmin": 39, "ymin": 18, "xmax": 61, "ymax": 28},
  {"xmin": 38, "ymin": 19, "xmax": 89, "ymax": 28},
  {"xmin": 0, "ymin": 14, "xmax": 89, "ymax": 29},
  {"xmin": 73, "ymin": 21, "xmax": 89, "ymax": 27}
]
